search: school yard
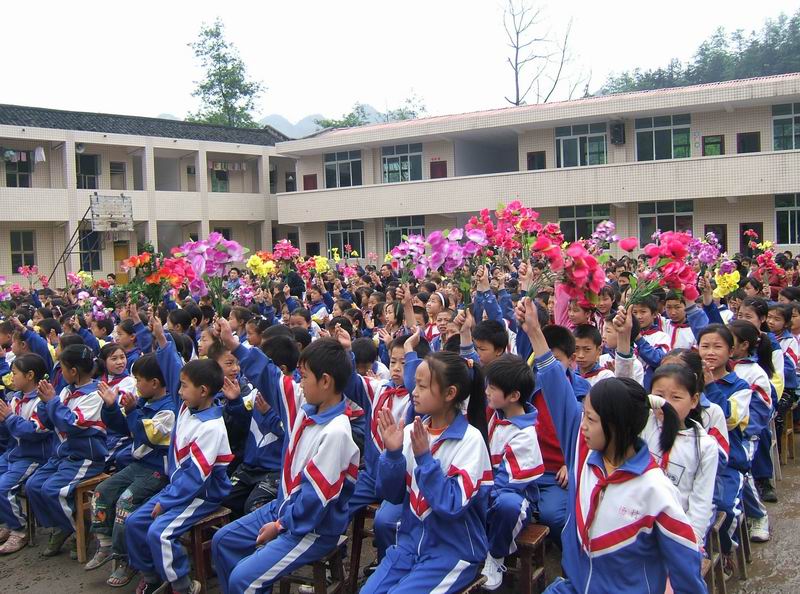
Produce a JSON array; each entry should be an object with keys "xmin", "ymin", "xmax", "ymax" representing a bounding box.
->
[{"xmin": 1, "ymin": 461, "xmax": 798, "ymax": 593}]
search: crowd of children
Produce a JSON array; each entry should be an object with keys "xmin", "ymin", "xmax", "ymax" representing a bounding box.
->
[{"xmin": 0, "ymin": 249, "xmax": 797, "ymax": 594}]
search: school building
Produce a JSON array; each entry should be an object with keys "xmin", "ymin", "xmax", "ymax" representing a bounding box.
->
[{"xmin": 1, "ymin": 72, "xmax": 800, "ymax": 286}]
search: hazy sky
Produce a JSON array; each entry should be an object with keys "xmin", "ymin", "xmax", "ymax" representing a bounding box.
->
[{"xmin": 2, "ymin": 0, "xmax": 798, "ymax": 123}]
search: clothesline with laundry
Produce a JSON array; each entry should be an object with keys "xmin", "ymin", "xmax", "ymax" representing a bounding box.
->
[
  {"xmin": 1, "ymin": 146, "xmax": 47, "ymax": 164},
  {"xmin": 207, "ymin": 160, "xmax": 247, "ymax": 171}
]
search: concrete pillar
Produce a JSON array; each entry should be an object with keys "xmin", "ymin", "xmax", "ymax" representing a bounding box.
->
[
  {"xmin": 197, "ymin": 148, "xmax": 210, "ymax": 238},
  {"xmin": 143, "ymin": 144, "xmax": 159, "ymax": 251}
]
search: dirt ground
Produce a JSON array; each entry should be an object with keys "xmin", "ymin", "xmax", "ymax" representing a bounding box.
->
[{"xmin": 2, "ymin": 460, "xmax": 799, "ymax": 594}]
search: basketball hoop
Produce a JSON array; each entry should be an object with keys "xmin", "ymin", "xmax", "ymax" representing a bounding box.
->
[{"xmin": 90, "ymin": 192, "xmax": 134, "ymax": 233}]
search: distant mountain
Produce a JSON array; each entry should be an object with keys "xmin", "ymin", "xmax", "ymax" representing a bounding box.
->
[
  {"xmin": 260, "ymin": 114, "xmax": 324, "ymax": 139},
  {"xmin": 157, "ymin": 113, "xmax": 181, "ymax": 120}
]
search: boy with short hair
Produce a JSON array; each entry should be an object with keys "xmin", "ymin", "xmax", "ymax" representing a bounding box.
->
[
  {"xmin": 125, "ymin": 317, "xmax": 233, "ymax": 594},
  {"xmin": 481, "ymin": 354, "xmax": 543, "ymax": 590},
  {"xmin": 471, "ymin": 320, "xmax": 509, "ymax": 366},
  {"xmin": 91, "ymin": 317, "xmax": 115, "ymax": 347},
  {"xmin": 662, "ymin": 290, "xmax": 709, "ymax": 350},
  {"xmin": 352, "ymin": 337, "xmax": 390, "ymax": 380},
  {"xmin": 631, "ymin": 297, "xmax": 670, "ymax": 390},
  {"xmin": 211, "ymin": 331, "xmax": 359, "ymax": 594},
  {"xmin": 573, "ymin": 324, "xmax": 614, "ymax": 386}
]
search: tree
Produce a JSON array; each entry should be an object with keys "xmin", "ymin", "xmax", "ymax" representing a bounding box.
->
[
  {"xmin": 315, "ymin": 103, "xmax": 370, "ymax": 129},
  {"xmin": 503, "ymin": 0, "xmax": 587, "ymax": 105},
  {"xmin": 315, "ymin": 94, "xmax": 428, "ymax": 129},
  {"xmin": 597, "ymin": 9, "xmax": 800, "ymax": 95},
  {"xmin": 382, "ymin": 92, "xmax": 427, "ymax": 122},
  {"xmin": 186, "ymin": 19, "xmax": 265, "ymax": 128}
]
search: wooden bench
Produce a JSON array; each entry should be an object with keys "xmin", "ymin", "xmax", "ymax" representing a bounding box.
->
[
  {"xmin": 458, "ymin": 575, "xmax": 487, "ymax": 592},
  {"xmin": 74, "ymin": 473, "xmax": 110, "ymax": 564},
  {"xmin": 734, "ymin": 516, "xmax": 752, "ymax": 581},
  {"xmin": 505, "ymin": 523, "xmax": 550, "ymax": 594},
  {"xmin": 704, "ymin": 512, "xmax": 726, "ymax": 594},
  {"xmin": 278, "ymin": 535, "xmax": 348, "ymax": 594},
  {"xmin": 17, "ymin": 485, "xmax": 36, "ymax": 547},
  {"xmin": 182, "ymin": 506, "xmax": 231, "ymax": 594},
  {"xmin": 780, "ymin": 407, "xmax": 796, "ymax": 465},
  {"xmin": 348, "ymin": 503, "xmax": 379, "ymax": 594}
]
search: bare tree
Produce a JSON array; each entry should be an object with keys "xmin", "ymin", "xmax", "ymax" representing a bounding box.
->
[{"xmin": 503, "ymin": 1, "xmax": 587, "ymax": 105}]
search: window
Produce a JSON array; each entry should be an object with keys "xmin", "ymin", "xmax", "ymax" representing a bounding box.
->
[
  {"xmin": 772, "ymin": 103, "xmax": 800, "ymax": 150},
  {"xmin": 211, "ymin": 170, "xmax": 229, "ymax": 192},
  {"xmin": 775, "ymin": 194, "xmax": 800, "ymax": 244},
  {"xmin": 382, "ymin": 144, "xmax": 422, "ymax": 183},
  {"xmin": 326, "ymin": 220, "xmax": 364, "ymax": 257},
  {"xmin": 10, "ymin": 230, "xmax": 35, "ymax": 271},
  {"xmin": 214, "ymin": 227, "xmax": 232, "ymax": 240},
  {"xmin": 737, "ymin": 132, "xmax": 761, "ymax": 154},
  {"xmin": 430, "ymin": 161, "xmax": 448, "ymax": 179},
  {"xmin": 702, "ymin": 135, "xmax": 725, "ymax": 156},
  {"xmin": 110, "ymin": 161, "xmax": 126, "ymax": 190},
  {"xmin": 558, "ymin": 205, "xmax": 611, "ymax": 243},
  {"xmin": 324, "ymin": 151, "xmax": 362, "ymax": 188},
  {"xmin": 285, "ymin": 172, "xmax": 296, "ymax": 192},
  {"xmin": 79, "ymin": 229, "xmax": 102, "ymax": 271},
  {"xmin": 303, "ymin": 174, "xmax": 317, "ymax": 191},
  {"xmin": 635, "ymin": 114, "xmax": 691, "ymax": 161},
  {"xmin": 269, "ymin": 165, "xmax": 277, "ymax": 194},
  {"xmin": 526, "ymin": 151, "xmax": 546, "ymax": 171},
  {"xmin": 638, "ymin": 200, "xmax": 693, "ymax": 240},
  {"xmin": 385, "ymin": 216, "xmax": 425, "ymax": 251},
  {"xmin": 5, "ymin": 153, "xmax": 31, "ymax": 187},
  {"xmin": 555, "ymin": 123, "xmax": 607, "ymax": 168},
  {"xmin": 77, "ymin": 154, "xmax": 99, "ymax": 189}
]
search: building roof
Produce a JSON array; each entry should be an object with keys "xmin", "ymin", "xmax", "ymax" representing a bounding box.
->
[{"xmin": 0, "ymin": 104, "xmax": 290, "ymax": 146}]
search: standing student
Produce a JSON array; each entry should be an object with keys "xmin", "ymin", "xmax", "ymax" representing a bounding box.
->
[
  {"xmin": 26, "ymin": 345, "xmax": 107, "ymax": 557},
  {"xmin": 360, "ymin": 351, "xmax": 492, "ymax": 594},
  {"xmin": 0, "ymin": 354, "xmax": 52, "ymax": 553},
  {"xmin": 516, "ymin": 298, "xmax": 706, "ymax": 593},
  {"xmin": 631, "ymin": 297, "xmax": 670, "ymax": 390},
  {"xmin": 573, "ymin": 325, "xmax": 614, "ymax": 386}
]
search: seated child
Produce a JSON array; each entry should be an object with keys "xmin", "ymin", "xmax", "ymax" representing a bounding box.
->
[
  {"xmin": 0, "ymin": 354, "xmax": 52, "ymax": 553},
  {"xmin": 125, "ymin": 316, "xmax": 233, "ymax": 594},
  {"xmin": 96, "ymin": 343, "xmax": 138, "ymax": 467},
  {"xmin": 481, "ymin": 354, "xmax": 543, "ymax": 591}
]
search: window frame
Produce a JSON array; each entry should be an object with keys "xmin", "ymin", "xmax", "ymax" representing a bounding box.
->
[
  {"xmin": 772, "ymin": 103, "xmax": 800, "ymax": 151},
  {"xmin": 702, "ymin": 135, "xmax": 725, "ymax": 156},
  {"xmin": 554, "ymin": 123, "xmax": 607, "ymax": 168},
  {"xmin": 5, "ymin": 152, "xmax": 32, "ymax": 188},
  {"xmin": 77, "ymin": 154, "xmax": 100, "ymax": 190},
  {"xmin": 326, "ymin": 219, "xmax": 365, "ymax": 257},
  {"xmin": 558, "ymin": 204, "xmax": 611, "ymax": 243},
  {"xmin": 109, "ymin": 161, "xmax": 127, "ymax": 190},
  {"xmin": 634, "ymin": 115, "xmax": 691, "ymax": 161},
  {"xmin": 324, "ymin": 150, "xmax": 363, "ymax": 189},
  {"xmin": 211, "ymin": 170, "xmax": 229, "ymax": 192},
  {"xmin": 637, "ymin": 200, "xmax": 694, "ymax": 240},
  {"xmin": 10, "ymin": 230, "xmax": 35, "ymax": 272},
  {"xmin": 775, "ymin": 193, "xmax": 800, "ymax": 245},
  {"xmin": 382, "ymin": 144, "xmax": 423, "ymax": 183},
  {"xmin": 79, "ymin": 228, "xmax": 102, "ymax": 271},
  {"xmin": 384, "ymin": 215, "xmax": 425, "ymax": 251}
]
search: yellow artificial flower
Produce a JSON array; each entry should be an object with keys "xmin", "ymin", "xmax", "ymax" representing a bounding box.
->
[
  {"xmin": 757, "ymin": 241, "xmax": 773, "ymax": 251},
  {"xmin": 1, "ymin": 372, "xmax": 12, "ymax": 389},
  {"xmin": 713, "ymin": 270, "xmax": 741, "ymax": 299},
  {"xmin": 313, "ymin": 256, "xmax": 330, "ymax": 274},
  {"xmin": 77, "ymin": 270, "xmax": 93, "ymax": 286},
  {"xmin": 384, "ymin": 253, "xmax": 392, "ymax": 263},
  {"xmin": 331, "ymin": 248, "xmax": 341, "ymax": 263},
  {"xmin": 351, "ymin": 250, "xmax": 359, "ymax": 258}
]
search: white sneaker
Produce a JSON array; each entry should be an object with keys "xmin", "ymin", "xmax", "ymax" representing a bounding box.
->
[
  {"xmin": 749, "ymin": 515, "xmax": 770, "ymax": 542},
  {"xmin": 481, "ymin": 555, "xmax": 506, "ymax": 591}
]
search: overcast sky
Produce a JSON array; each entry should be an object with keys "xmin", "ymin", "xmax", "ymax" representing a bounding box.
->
[{"xmin": 2, "ymin": 0, "xmax": 798, "ymax": 123}]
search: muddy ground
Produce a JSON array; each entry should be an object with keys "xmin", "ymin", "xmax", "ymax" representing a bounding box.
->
[{"xmin": 1, "ymin": 460, "xmax": 799, "ymax": 593}]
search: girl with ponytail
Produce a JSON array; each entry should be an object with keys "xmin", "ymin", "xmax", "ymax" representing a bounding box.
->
[
  {"xmin": 515, "ymin": 298, "xmax": 705, "ymax": 594},
  {"xmin": 363, "ymin": 350, "xmax": 492, "ymax": 593},
  {"xmin": 643, "ymin": 364, "xmax": 719, "ymax": 543}
]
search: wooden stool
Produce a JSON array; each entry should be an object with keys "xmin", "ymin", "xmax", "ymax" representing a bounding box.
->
[
  {"xmin": 704, "ymin": 512, "xmax": 726, "ymax": 594},
  {"xmin": 18, "ymin": 488, "xmax": 36, "ymax": 547},
  {"xmin": 769, "ymin": 417, "xmax": 782, "ymax": 482},
  {"xmin": 457, "ymin": 575, "xmax": 487, "ymax": 593},
  {"xmin": 505, "ymin": 523, "xmax": 549, "ymax": 594},
  {"xmin": 278, "ymin": 536, "xmax": 347, "ymax": 594},
  {"xmin": 184, "ymin": 506, "xmax": 231, "ymax": 594},
  {"xmin": 348, "ymin": 503, "xmax": 379, "ymax": 594},
  {"xmin": 734, "ymin": 516, "xmax": 753, "ymax": 581},
  {"xmin": 781, "ymin": 412, "xmax": 796, "ymax": 464},
  {"xmin": 74, "ymin": 473, "xmax": 110, "ymax": 564}
]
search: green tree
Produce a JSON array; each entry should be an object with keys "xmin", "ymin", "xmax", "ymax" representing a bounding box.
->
[
  {"xmin": 315, "ymin": 94, "xmax": 427, "ymax": 129},
  {"xmin": 315, "ymin": 103, "xmax": 370, "ymax": 129},
  {"xmin": 187, "ymin": 18, "xmax": 264, "ymax": 128}
]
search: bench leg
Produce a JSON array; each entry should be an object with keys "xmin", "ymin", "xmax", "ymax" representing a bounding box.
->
[
  {"xmin": 518, "ymin": 554, "xmax": 532, "ymax": 594},
  {"xmin": 535, "ymin": 542, "xmax": 547, "ymax": 593},
  {"xmin": 348, "ymin": 511, "xmax": 365, "ymax": 594},
  {"xmin": 314, "ymin": 557, "xmax": 328, "ymax": 593},
  {"xmin": 191, "ymin": 529, "xmax": 207, "ymax": 594},
  {"xmin": 75, "ymin": 492, "xmax": 88, "ymax": 564}
]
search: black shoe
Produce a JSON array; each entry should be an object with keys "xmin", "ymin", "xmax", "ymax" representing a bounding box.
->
[
  {"xmin": 759, "ymin": 480, "xmax": 778, "ymax": 503},
  {"xmin": 363, "ymin": 560, "xmax": 379, "ymax": 579}
]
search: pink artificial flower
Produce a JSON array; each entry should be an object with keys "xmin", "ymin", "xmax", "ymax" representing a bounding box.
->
[{"xmin": 619, "ymin": 237, "xmax": 638, "ymax": 252}]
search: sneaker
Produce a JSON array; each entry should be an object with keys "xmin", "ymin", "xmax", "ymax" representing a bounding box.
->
[
  {"xmin": 750, "ymin": 515, "xmax": 770, "ymax": 542},
  {"xmin": 0, "ymin": 527, "xmax": 10, "ymax": 544},
  {"xmin": 0, "ymin": 531, "xmax": 27, "ymax": 554},
  {"xmin": 42, "ymin": 529, "xmax": 70, "ymax": 557},
  {"xmin": 85, "ymin": 545, "xmax": 114, "ymax": 570},
  {"xmin": 759, "ymin": 480, "xmax": 778, "ymax": 503},
  {"xmin": 69, "ymin": 535, "xmax": 78, "ymax": 560},
  {"xmin": 481, "ymin": 554, "xmax": 506, "ymax": 591},
  {"xmin": 722, "ymin": 553, "xmax": 736, "ymax": 581}
]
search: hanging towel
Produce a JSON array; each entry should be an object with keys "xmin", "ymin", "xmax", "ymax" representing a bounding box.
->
[{"xmin": 34, "ymin": 146, "xmax": 46, "ymax": 163}]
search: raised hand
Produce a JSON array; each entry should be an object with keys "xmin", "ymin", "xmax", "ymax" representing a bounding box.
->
[
  {"xmin": 119, "ymin": 391, "xmax": 138, "ymax": 413},
  {"xmin": 37, "ymin": 379, "xmax": 56, "ymax": 403},
  {"xmin": 405, "ymin": 326, "xmax": 422, "ymax": 353},
  {"xmin": 150, "ymin": 313, "xmax": 167, "ymax": 348},
  {"xmin": 254, "ymin": 392, "xmax": 270, "ymax": 414},
  {"xmin": 515, "ymin": 297, "xmax": 541, "ymax": 335},
  {"xmin": 333, "ymin": 324, "xmax": 352, "ymax": 351},
  {"xmin": 410, "ymin": 416, "xmax": 430, "ymax": 457},
  {"xmin": 97, "ymin": 381, "xmax": 120, "ymax": 407},
  {"xmin": 0, "ymin": 400, "xmax": 11, "ymax": 421},
  {"xmin": 222, "ymin": 376, "xmax": 241, "ymax": 401},
  {"xmin": 476, "ymin": 265, "xmax": 490, "ymax": 292},
  {"xmin": 216, "ymin": 317, "xmax": 239, "ymax": 350},
  {"xmin": 377, "ymin": 327, "xmax": 392, "ymax": 347},
  {"xmin": 378, "ymin": 408, "xmax": 405, "ymax": 452}
]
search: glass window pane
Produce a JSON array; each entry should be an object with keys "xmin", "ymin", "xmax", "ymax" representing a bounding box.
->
[
  {"xmin": 325, "ymin": 153, "xmax": 336, "ymax": 162},
  {"xmin": 773, "ymin": 118, "xmax": 793, "ymax": 150},
  {"xmin": 575, "ymin": 218, "xmax": 593, "ymax": 240},
  {"xmin": 777, "ymin": 210, "xmax": 790, "ymax": 244},
  {"xmin": 672, "ymin": 129, "xmax": 690, "ymax": 158},
  {"xmin": 562, "ymin": 138, "xmax": 579, "ymax": 167},
  {"xmin": 589, "ymin": 122, "xmax": 606, "ymax": 134},
  {"xmin": 594, "ymin": 204, "xmax": 610, "ymax": 217},
  {"xmin": 587, "ymin": 136, "xmax": 606, "ymax": 165},
  {"xmin": 340, "ymin": 161, "xmax": 353, "ymax": 187},
  {"xmin": 657, "ymin": 201, "xmax": 675, "ymax": 214},
  {"xmin": 773, "ymin": 104, "xmax": 792, "ymax": 116},
  {"xmin": 573, "ymin": 124, "xmax": 589, "ymax": 135},
  {"xmin": 776, "ymin": 194, "xmax": 795, "ymax": 208},
  {"xmin": 654, "ymin": 129, "xmax": 672, "ymax": 159},
  {"xmin": 410, "ymin": 155, "xmax": 422, "ymax": 181},
  {"xmin": 675, "ymin": 215, "xmax": 693, "ymax": 233},
  {"xmin": 579, "ymin": 137, "xmax": 588, "ymax": 167},
  {"xmin": 639, "ymin": 202, "xmax": 655, "ymax": 214},
  {"xmin": 575, "ymin": 205, "xmax": 592, "ymax": 217},
  {"xmin": 558, "ymin": 206, "xmax": 574, "ymax": 218},
  {"xmin": 10, "ymin": 232, "xmax": 20, "ymax": 252},
  {"xmin": 386, "ymin": 229, "xmax": 401, "ymax": 250},
  {"xmin": 395, "ymin": 145, "xmax": 408, "ymax": 155},
  {"xmin": 653, "ymin": 116, "xmax": 671, "ymax": 128},
  {"xmin": 555, "ymin": 126, "xmax": 571, "ymax": 137},
  {"xmin": 636, "ymin": 131, "xmax": 654, "ymax": 161},
  {"xmin": 351, "ymin": 160, "xmax": 362, "ymax": 186},
  {"xmin": 657, "ymin": 214, "xmax": 675, "ymax": 232},
  {"xmin": 23, "ymin": 232, "xmax": 33, "ymax": 251},
  {"xmin": 672, "ymin": 114, "xmax": 691, "ymax": 125},
  {"xmin": 382, "ymin": 146, "xmax": 394, "ymax": 156},
  {"xmin": 11, "ymin": 254, "xmax": 22, "ymax": 271},
  {"xmin": 635, "ymin": 118, "xmax": 653, "ymax": 130},
  {"xmin": 412, "ymin": 215, "xmax": 425, "ymax": 226},
  {"xmin": 675, "ymin": 200, "xmax": 693, "ymax": 213},
  {"xmin": 639, "ymin": 216, "xmax": 656, "ymax": 241},
  {"xmin": 410, "ymin": 143, "xmax": 422, "ymax": 153},
  {"xmin": 556, "ymin": 140, "xmax": 562, "ymax": 168},
  {"xmin": 561, "ymin": 221, "xmax": 576, "ymax": 243},
  {"xmin": 349, "ymin": 150, "xmax": 361, "ymax": 160},
  {"xmin": 337, "ymin": 151, "xmax": 349, "ymax": 161},
  {"xmin": 325, "ymin": 164, "xmax": 338, "ymax": 188}
]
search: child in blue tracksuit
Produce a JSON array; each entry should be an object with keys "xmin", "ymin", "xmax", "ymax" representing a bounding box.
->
[
  {"xmin": 26, "ymin": 344, "xmax": 107, "ymax": 557},
  {"xmin": 517, "ymin": 298, "xmax": 706, "ymax": 594},
  {"xmin": 361, "ymin": 349, "xmax": 493, "ymax": 594},
  {"xmin": 481, "ymin": 354, "xmax": 543, "ymax": 591},
  {"xmin": 97, "ymin": 343, "xmax": 138, "ymax": 468},
  {"xmin": 0, "ymin": 354, "xmax": 52, "ymax": 553},
  {"xmin": 308, "ymin": 278, "xmax": 334, "ymax": 323},
  {"xmin": 125, "ymin": 317, "xmax": 233, "ymax": 594},
  {"xmin": 86, "ymin": 352, "xmax": 176, "ymax": 587},
  {"xmin": 211, "ymin": 329, "xmax": 359, "ymax": 594},
  {"xmin": 10, "ymin": 316, "xmax": 54, "ymax": 374}
]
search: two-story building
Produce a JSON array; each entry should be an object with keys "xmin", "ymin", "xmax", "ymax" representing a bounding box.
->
[{"xmin": 273, "ymin": 73, "xmax": 800, "ymax": 262}]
